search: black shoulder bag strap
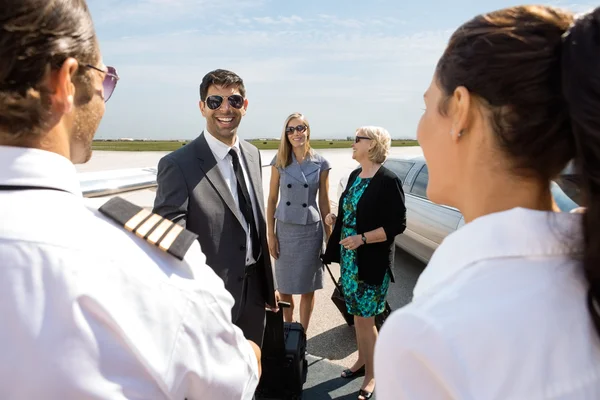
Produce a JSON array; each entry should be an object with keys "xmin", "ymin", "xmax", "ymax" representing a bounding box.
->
[{"xmin": 323, "ymin": 262, "xmax": 344, "ymax": 295}]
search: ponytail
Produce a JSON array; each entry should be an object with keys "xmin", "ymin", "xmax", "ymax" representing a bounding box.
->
[{"xmin": 561, "ymin": 7, "xmax": 600, "ymax": 336}]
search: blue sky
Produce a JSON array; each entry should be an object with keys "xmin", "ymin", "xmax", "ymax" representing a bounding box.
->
[{"xmin": 88, "ymin": 0, "xmax": 593, "ymax": 140}]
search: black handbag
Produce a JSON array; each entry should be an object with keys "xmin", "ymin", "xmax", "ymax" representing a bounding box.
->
[{"xmin": 323, "ymin": 263, "xmax": 391, "ymax": 330}]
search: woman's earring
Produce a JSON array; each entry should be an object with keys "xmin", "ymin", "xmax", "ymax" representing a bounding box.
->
[{"xmin": 450, "ymin": 129, "xmax": 463, "ymax": 137}]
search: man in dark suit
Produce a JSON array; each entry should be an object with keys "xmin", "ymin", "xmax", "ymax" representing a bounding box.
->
[{"xmin": 153, "ymin": 69, "xmax": 277, "ymax": 346}]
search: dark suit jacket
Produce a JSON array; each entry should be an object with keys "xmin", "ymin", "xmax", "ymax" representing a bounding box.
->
[
  {"xmin": 152, "ymin": 132, "xmax": 276, "ymax": 319},
  {"xmin": 322, "ymin": 165, "xmax": 407, "ymax": 285}
]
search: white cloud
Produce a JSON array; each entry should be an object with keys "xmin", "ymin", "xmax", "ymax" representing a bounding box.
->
[
  {"xmin": 548, "ymin": 1, "xmax": 597, "ymax": 14},
  {"xmin": 101, "ymin": 27, "xmax": 448, "ymax": 83},
  {"xmin": 96, "ymin": 22, "xmax": 446, "ymax": 140},
  {"xmin": 253, "ymin": 15, "xmax": 303, "ymax": 25},
  {"xmin": 90, "ymin": 1, "xmax": 444, "ymax": 140},
  {"xmin": 92, "ymin": 0, "xmax": 269, "ymax": 25},
  {"xmin": 90, "ymin": 1, "xmax": 600, "ymax": 141},
  {"xmin": 317, "ymin": 14, "xmax": 364, "ymax": 29}
]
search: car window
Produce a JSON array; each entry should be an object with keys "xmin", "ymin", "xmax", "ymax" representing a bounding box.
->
[
  {"xmin": 551, "ymin": 181, "xmax": 579, "ymax": 211},
  {"xmin": 411, "ymin": 165, "xmax": 428, "ymax": 198},
  {"xmin": 383, "ymin": 160, "xmax": 414, "ymax": 182},
  {"xmin": 555, "ymin": 174, "xmax": 582, "ymax": 206}
]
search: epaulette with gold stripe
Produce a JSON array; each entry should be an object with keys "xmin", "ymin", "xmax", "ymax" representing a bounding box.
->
[{"xmin": 98, "ymin": 197, "xmax": 198, "ymax": 261}]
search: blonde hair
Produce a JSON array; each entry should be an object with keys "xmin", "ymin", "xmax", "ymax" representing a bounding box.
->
[
  {"xmin": 274, "ymin": 112, "xmax": 313, "ymax": 168},
  {"xmin": 357, "ymin": 126, "xmax": 391, "ymax": 164}
]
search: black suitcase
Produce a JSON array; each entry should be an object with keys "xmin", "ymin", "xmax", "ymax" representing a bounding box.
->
[
  {"xmin": 256, "ymin": 302, "xmax": 308, "ymax": 400},
  {"xmin": 323, "ymin": 263, "xmax": 392, "ymax": 331}
]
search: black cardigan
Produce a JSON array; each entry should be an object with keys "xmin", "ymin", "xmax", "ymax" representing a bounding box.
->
[{"xmin": 322, "ymin": 165, "xmax": 407, "ymax": 285}]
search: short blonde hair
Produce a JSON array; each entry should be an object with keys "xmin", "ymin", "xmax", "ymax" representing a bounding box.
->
[{"xmin": 357, "ymin": 126, "xmax": 391, "ymax": 164}]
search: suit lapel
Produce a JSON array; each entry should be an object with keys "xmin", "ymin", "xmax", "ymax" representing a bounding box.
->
[
  {"xmin": 285, "ymin": 160, "xmax": 307, "ymax": 184},
  {"xmin": 286, "ymin": 153, "xmax": 320, "ymax": 184},
  {"xmin": 303, "ymin": 156, "xmax": 321, "ymax": 177},
  {"xmin": 195, "ymin": 133, "xmax": 245, "ymax": 228}
]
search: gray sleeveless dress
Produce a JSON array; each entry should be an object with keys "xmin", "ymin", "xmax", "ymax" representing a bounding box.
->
[{"xmin": 270, "ymin": 152, "xmax": 331, "ymax": 294}]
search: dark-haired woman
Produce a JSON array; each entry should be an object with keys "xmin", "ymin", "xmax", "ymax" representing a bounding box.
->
[{"xmin": 375, "ymin": 5, "xmax": 600, "ymax": 399}]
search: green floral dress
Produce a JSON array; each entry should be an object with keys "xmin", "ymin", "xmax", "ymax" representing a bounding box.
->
[{"xmin": 340, "ymin": 176, "xmax": 391, "ymax": 317}]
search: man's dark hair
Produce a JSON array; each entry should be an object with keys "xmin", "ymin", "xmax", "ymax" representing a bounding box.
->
[
  {"xmin": 436, "ymin": 5, "xmax": 600, "ymax": 337},
  {"xmin": 199, "ymin": 69, "xmax": 246, "ymax": 101},
  {"xmin": 0, "ymin": 0, "xmax": 98, "ymax": 138}
]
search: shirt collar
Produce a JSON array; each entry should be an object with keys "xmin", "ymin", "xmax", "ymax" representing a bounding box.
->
[
  {"xmin": 0, "ymin": 145, "xmax": 82, "ymax": 197},
  {"xmin": 203, "ymin": 127, "xmax": 240, "ymax": 161},
  {"xmin": 413, "ymin": 207, "xmax": 584, "ymax": 300}
]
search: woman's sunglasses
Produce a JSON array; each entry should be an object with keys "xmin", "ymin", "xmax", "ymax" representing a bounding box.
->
[
  {"xmin": 204, "ymin": 94, "xmax": 245, "ymax": 110},
  {"xmin": 355, "ymin": 135, "xmax": 371, "ymax": 143},
  {"xmin": 85, "ymin": 65, "xmax": 119, "ymax": 103},
  {"xmin": 286, "ymin": 125, "xmax": 307, "ymax": 135}
]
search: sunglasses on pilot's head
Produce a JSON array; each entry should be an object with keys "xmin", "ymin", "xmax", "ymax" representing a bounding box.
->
[
  {"xmin": 355, "ymin": 135, "xmax": 371, "ymax": 143},
  {"xmin": 84, "ymin": 64, "xmax": 119, "ymax": 103},
  {"xmin": 204, "ymin": 94, "xmax": 245, "ymax": 110},
  {"xmin": 286, "ymin": 125, "xmax": 307, "ymax": 135}
]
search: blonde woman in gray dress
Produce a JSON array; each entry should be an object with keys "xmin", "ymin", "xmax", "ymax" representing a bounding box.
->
[{"xmin": 267, "ymin": 112, "xmax": 332, "ymax": 333}]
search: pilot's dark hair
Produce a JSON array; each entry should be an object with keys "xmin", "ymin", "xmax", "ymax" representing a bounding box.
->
[
  {"xmin": 0, "ymin": 0, "xmax": 98, "ymax": 139},
  {"xmin": 199, "ymin": 69, "xmax": 246, "ymax": 101},
  {"xmin": 436, "ymin": 5, "xmax": 600, "ymax": 336}
]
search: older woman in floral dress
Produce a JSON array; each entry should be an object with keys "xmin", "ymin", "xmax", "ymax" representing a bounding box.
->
[{"xmin": 322, "ymin": 126, "xmax": 406, "ymax": 400}]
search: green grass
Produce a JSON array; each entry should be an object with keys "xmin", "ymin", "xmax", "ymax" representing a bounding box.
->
[
  {"xmin": 92, "ymin": 139, "xmax": 420, "ymax": 151},
  {"xmin": 92, "ymin": 141, "xmax": 188, "ymax": 151}
]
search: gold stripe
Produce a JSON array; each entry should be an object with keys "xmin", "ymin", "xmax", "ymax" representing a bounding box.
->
[
  {"xmin": 158, "ymin": 224, "xmax": 184, "ymax": 252},
  {"xmin": 147, "ymin": 219, "xmax": 173, "ymax": 245},
  {"xmin": 135, "ymin": 214, "xmax": 163, "ymax": 238},
  {"xmin": 125, "ymin": 209, "xmax": 151, "ymax": 232}
]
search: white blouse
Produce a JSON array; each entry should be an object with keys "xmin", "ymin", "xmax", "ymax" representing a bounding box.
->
[{"xmin": 375, "ymin": 207, "xmax": 600, "ymax": 399}]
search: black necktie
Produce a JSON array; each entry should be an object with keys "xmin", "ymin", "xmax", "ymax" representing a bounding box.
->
[{"xmin": 229, "ymin": 149, "xmax": 260, "ymax": 261}]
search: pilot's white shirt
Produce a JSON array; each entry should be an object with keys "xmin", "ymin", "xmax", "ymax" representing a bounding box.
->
[
  {"xmin": 375, "ymin": 207, "xmax": 600, "ymax": 399},
  {"xmin": 0, "ymin": 146, "xmax": 259, "ymax": 399}
]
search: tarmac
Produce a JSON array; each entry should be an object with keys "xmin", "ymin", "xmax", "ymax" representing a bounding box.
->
[{"xmin": 77, "ymin": 146, "xmax": 427, "ymax": 399}]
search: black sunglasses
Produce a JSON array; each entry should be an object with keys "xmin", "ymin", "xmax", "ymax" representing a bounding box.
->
[
  {"xmin": 286, "ymin": 125, "xmax": 307, "ymax": 135},
  {"xmin": 204, "ymin": 94, "xmax": 245, "ymax": 110},
  {"xmin": 355, "ymin": 135, "xmax": 371, "ymax": 143},
  {"xmin": 85, "ymin": 64, "xmax": 119, "ymax": 103}
]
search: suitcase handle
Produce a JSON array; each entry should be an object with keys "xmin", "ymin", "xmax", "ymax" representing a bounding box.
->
[
  {"xmin": 278, "ymin": 301, "xmax": 291, "ymax": 309},
  {"xmin": 266, "ymin": 301, "xmax": 291, "ymax": 313}
]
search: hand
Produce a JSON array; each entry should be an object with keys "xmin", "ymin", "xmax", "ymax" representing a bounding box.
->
[
  {"xmin": 268, "ymin": 233, "xmax": 279, "ymax": 259},
  {"xmin": 340, "ymin": 235, "xmax": 363, "ymax": 251},
  {"xmin": 324, "ymin": 213, "xmax": 337, "ymax": 226},
  {"xmin": 265, "ymin": 291, "xmax": 280, "ymax": 313}
]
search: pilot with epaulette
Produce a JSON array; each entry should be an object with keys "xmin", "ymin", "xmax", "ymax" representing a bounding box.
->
[{"xmin": 0, "ymin": 3, "xmax": 260, "ymax": 398}]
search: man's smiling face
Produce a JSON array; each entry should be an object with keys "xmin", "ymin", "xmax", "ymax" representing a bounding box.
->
[{"xmin": 199, "ymin": 84, "xmax": 248, "ymax": 146}]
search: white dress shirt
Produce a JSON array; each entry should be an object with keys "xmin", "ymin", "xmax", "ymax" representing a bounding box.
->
[
  {"xmin": 375, "ymin": 207, "xmax": 600, "ymax": 399},
  {"xmin": 204, "ymin": 129, "xmax": 260, "ymax": 266},
  {"xmin": 0, "ymin": 145, "xmax": 258, "ymax": 399}
]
